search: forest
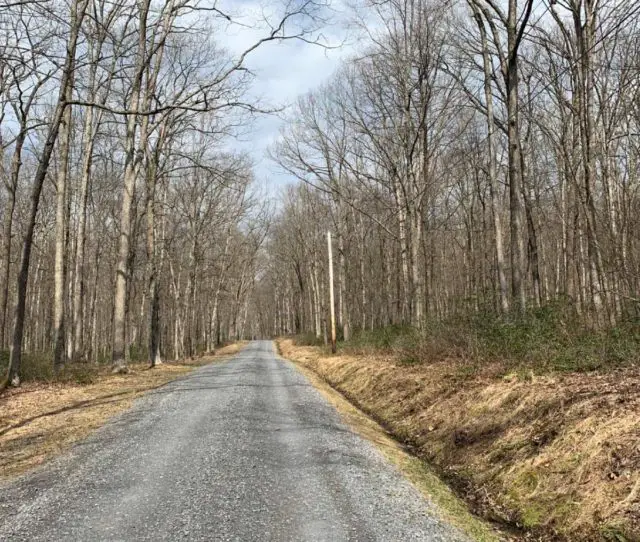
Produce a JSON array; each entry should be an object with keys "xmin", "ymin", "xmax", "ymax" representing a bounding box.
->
[
  {"xmin": 253, "ymin": 0, "xmax": 640, "ymax": 370},
  {"xmin": 1, "ymin": 0, "xmax": 639, "ymax": 386},
  {"xmin": 0, "ymin": 0, "xmax": 327, "ymax": 387},
  {"xmin": 1, "ymin": 1, "xmax": 640, "ymax": 538}
]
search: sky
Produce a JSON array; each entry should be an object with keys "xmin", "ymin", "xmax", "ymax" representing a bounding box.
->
[{"xmin": 219, "ymin": 0, "xmax": 356, "ymax": 194}]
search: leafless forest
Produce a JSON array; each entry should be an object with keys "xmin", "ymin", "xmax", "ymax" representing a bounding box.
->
[
  {"xmin": 1, "ymin": 0, "xmax": 639, "ymax": 387},
  {"xmin": 0, "ymin": 0, "xmax": 327, "ymax": 386},
  {"xmin": 256, "ymin": 0, "xmax": 640, "ymax": 347}
]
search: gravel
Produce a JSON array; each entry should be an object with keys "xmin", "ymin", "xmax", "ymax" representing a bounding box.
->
[{"xmin": 0, "ymin": 341, "xmax": 469, "ymax": 541}]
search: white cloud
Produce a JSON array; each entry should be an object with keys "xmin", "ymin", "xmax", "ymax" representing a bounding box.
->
[{"xmin": 216, "ymin": 0, "xmax": 356, "ymax": 191}]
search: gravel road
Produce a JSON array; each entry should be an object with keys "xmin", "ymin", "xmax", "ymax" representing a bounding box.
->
[{"xmin": 0, "ymin": 341, "xmax": 469, "ymax": 541}]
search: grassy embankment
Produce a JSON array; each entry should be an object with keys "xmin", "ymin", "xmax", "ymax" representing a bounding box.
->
[
  {"xmin": 0, "ymin": 343, "xmax": 244, "ymax": 480},
  {"xmin": 279, "ymin": 308, "xmax": 640, "ymax": 541}
]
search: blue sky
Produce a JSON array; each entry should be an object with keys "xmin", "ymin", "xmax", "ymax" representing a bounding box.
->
[{"xmin": 220, "ymin": 0, "xmax": 355, "ymax": 194}]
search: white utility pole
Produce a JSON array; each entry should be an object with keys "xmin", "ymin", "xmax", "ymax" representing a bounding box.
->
[{"xmin": 327, "ymin": 231, "xmax": 337, "ymax": 354}]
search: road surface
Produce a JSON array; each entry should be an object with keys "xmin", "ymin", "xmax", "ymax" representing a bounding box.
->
[{"xmin": 0, "ymin": 341, "xmax": 468, "ymax": 541}]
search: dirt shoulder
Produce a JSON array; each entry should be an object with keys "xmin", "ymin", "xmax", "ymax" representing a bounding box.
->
[
  {"xmin": 287, "ymin": 351, "xmax": 504, "ymax": 542},
  {"xmin": 277, "ymin": 339, "xmax": 640, "ymax": 541},
  {"xmin": 0, "ymin": 343, "xmax": 244, "ymax": 481}
]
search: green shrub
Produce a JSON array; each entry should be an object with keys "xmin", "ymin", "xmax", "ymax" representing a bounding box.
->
[
  {"xmin": 336, "ymin": 305, "xmax": 640, "ymax": 374},
  {"xmin": 0, "ymin": 349, "xmax": 8, "ymax": 374},
  {"xmin": 128, "ymin": 344, "xmax": 149, "ymax": 363},
  {"xmin": 0, "ymin": 350, "xmax": 101, "ymax": 385},
  {"xmin": 18, "ymin": 352, "xmax": 57, "ymax": 382},
  {"xmin": 292, "ymin": 333, "xmax": 325, "ymax": 347},
  {"xmin": 344, "ymin": 325, "xmax": 416, "ymax": 352}
]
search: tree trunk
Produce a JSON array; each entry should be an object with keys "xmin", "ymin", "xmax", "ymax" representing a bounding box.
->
[
  {"xmin": 506, "ymin": 0, "xmax": 530, "ymax": 314},
  {"xmin": 472, "ymin": 6, "xmax": 509, "ymax": 313},
  {"xmin": 0, "ymin": 185, "xmax": 16, "ymax": 351},
  {"xmin": 5, "ymin": 0, "xmax": 89, "ymax": 387},
  {"xmin": 53, "ymin": 90, "xmax": 73, "ymax": 369},
  {"xmin": 393, "ymin": 178, "xmax": 410, "ymax": 323},
  {"xmin": 337, "ymin": 228, "xmax": 350, "ymax": 341},
  {"xmin": 575, "ymin": 0, "xmax": 608, "ymax": 326},
  {"xmin": 112, "ymin": 0, "xmax": 150, "ymax": 369},
  {"xmin": 409, "ymin": 207, "xmax": 424, "ymax": 327},
  {"xmin": 71, "ymin": 57, "xmax": 102, "ymax": 362}
]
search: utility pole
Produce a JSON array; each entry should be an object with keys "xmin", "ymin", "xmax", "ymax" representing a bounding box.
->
[{"xmin": 327, "ymin": 231, "xmax": 337, "ymax": 354}]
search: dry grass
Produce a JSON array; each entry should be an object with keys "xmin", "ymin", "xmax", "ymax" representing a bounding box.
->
[
  {"xmin": 278, "ymin": 339, "xmax": 640, "ymax": 541},
  {"xmin": 0, "ymin": 343, "xmax": 244, "ymax": 481},
  {"xmin": 288, "ymin": 357, "xmax": 503, "ymax": 542}
]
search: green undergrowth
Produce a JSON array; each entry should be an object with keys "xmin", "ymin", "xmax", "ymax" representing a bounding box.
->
[
  {"xmin": 313, "ymin": 304, "xmax": 640, "ymax": 374},
  {"xmin": 1, "ymin": 340, "xmax": 236, "ymax": 387},
  {"xmin": 0, "ymin": 350, "xmax": 99, "ymax": 385},
  {"xmin": 1, "ymin": 343, "xmax": 156, "ymax": 385},
  {"xmin": 291, "ymin": 332, "xmax": 326, "ymax": 347}
]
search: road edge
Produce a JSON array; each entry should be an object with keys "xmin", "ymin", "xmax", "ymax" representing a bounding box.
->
[
  {"xmin": 0, "ymin": 343, "xmax": 247, "ymax": 483},
  {"xmin": 273, "ymin": 340, "xmax": 504, "ymax": 542}
]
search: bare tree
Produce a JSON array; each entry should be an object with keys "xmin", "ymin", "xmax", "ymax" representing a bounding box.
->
[{"xmin": 4, "ymin": 0, "xmax": 90, "ymax": 387}]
